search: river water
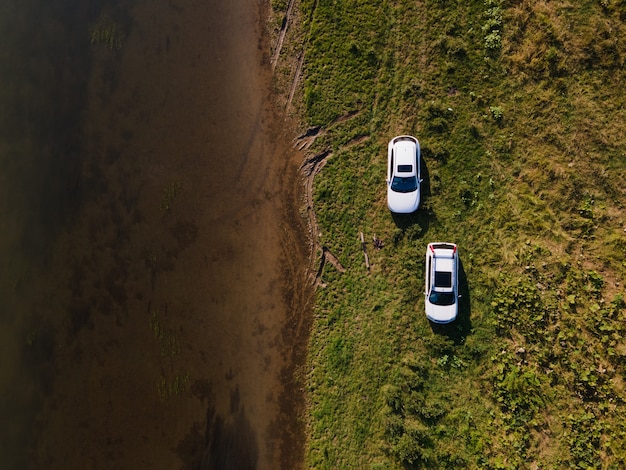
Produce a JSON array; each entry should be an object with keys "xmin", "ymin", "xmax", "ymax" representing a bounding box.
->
[{"xmin": 0, "ymin": 0, "xmax": 311, "ymax": 468}]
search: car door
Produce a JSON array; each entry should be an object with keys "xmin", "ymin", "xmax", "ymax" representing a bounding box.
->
[
  {"xmin": 387, "ymin": 150, "xmax": 394, "ymax": 187},
  {"xmin": 425, "ymin": 251, "xmax": 432, "ymax": 295}
]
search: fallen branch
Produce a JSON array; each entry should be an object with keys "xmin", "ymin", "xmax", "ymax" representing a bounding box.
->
[{"xmin": 360, "ymin": 232, "xmax": 370, "ymax": 271}]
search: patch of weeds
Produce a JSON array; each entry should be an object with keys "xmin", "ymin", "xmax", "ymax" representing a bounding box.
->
[
  {"xmin": 327, "ymin": 336, "xmax": 353, "ymax": 373},
  {"xmin": 391, "ymin": 419, "xmax": 434, "ymax": 467},
  {"xmin": 423, "ymin": 101, "xmax": 453, "ymax": 134},
  {"xmin": 157, "ymin": 370, "xmax": 190, "ymax": 400},
  {"xmin": 89, "ymin": 14, "xmax": 124, "ymax": 50},
  {"xmin": 150, "ymin": 309, "xmax": 180, "ymax": 357},
  {"xmin": 160, "ymin": 181, "xmax": 182, "ymax": 213},
  {"xmin": 492, "ymin": 281, "xmax": 547, "ymax": 341},
  {"xmin": 489, "ymin": 105, "xmax": 503, "ymax": 122},
  {"xmin": 421, "ymin": 140, "xmax": 449, "ymax": 163},
  {"xmin": 424, "ymin": 334, "xmax": 455, "ymax": 357},
  {"xmin": 482, "ymin": 0, "xmax": 503, "ymax": 54},
  {"xmin": 270, "ymin": 0, "xmax": 288, "ymax": 12},
  {"xmin": 578, "ymin": 193, "xmax": 595, "ymax": 219},
  {"xmin": 490, "ymin": 349, "xmax": 548, "ymax": 420},
  {"xmin": 459, "ymin": 181, "xmax": 479, "ymax": 208},
  {"xmin": 565, "ymin": 411, "xmax": 605, "ymax": 467},
  {"xmin": 437, "ymin": 354, "xmax": 466, "ymax": 371}
]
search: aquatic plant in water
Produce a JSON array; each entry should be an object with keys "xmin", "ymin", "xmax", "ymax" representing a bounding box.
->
[{"xmin": 89, "ymin": 15, "xmax": 123, "ymax": 50}]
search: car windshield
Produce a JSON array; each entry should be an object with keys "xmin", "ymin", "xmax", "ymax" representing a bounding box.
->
[
  {"xmin": 391, "ymin": 175, "xmax": 418, "ymax": 193},
  {"xmin": 429, "ymin": 291, "xmax": 456, "ymax": 306}
]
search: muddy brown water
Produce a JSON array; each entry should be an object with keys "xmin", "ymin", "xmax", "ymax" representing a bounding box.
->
[{"xmin": 0, "ymin": 0, "xmax": 312, "ymax": 468}]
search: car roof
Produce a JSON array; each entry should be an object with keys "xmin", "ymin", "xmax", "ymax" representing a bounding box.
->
[
  {"xmin": 434, "ymin": 257, "xmax": 454, "ymax": 272},
  {"xmin": 428, "ymin": 243, "xmax": 457, "ymax": 287},
  {"xmin": 393, "ymin": 140, "xmax": 416, "ymax": 169}
]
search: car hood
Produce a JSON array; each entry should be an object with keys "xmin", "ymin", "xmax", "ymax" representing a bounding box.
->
[
  {"xmin": 387, "ymin": 186, "xmax": 420, "ymax": 213},
  {"xmin": 425, "ymin": 302, "xmax": 458, "ymax": 324}
]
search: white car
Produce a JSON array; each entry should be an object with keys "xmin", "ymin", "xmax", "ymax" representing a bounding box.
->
[
  {"xmin": 424, "ymin": 242, "xmax": 460, "ymax": 324},
  {"xmin": 386, "ymin": 135, "xmax": 421, "ymax": 213}
]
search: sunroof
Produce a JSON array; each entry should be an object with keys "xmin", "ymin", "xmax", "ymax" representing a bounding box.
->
[
  {"xmin": 398, "ymin": 164, "xmax": 413, "ymax": 173},
  {"xmin": 434, "ymin": 271, "xmax": 452, "ymax": 288}
]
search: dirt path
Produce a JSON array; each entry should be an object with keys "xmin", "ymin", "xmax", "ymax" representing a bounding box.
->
[{"xmin": 19, "ymin": 0, "xmax": 312, "ymax": 468}]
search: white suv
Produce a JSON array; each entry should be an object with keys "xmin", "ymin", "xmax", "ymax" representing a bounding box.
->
[
  {"xmin": 424, "ymin": 242, "xmax": 460, "ymax": 324},
  {"xmin": 386, "ymin": 135, "xmax": 421, "ymax": 213}
]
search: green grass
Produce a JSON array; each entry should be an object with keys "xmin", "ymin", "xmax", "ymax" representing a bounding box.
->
[{"xmin": 273, "ymin": 0, "xmax": 626, "ymax": 467}]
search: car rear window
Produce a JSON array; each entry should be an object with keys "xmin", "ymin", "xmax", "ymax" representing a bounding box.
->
[
  {"xmin": 434, "ymin": 271, "xmax": 452, "ymax": 288},
  {"xmin": 397, "ymin": 164, "xmax": 413, "ymax": 173}
]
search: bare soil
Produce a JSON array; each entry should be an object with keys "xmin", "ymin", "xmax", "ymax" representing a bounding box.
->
[{"xmin": 14, "ymin": 0, "xmax": 312, "ymax": 468}]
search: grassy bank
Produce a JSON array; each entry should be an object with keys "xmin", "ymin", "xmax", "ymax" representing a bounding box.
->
[{"xmin": 273, "ymin": 0, "xmax": 626, "ymax": 467}]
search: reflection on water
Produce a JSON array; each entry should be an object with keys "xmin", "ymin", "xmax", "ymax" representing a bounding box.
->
[{"xmin": 0, "ymin": 0, "xmax": 93, "ymax": 467}]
